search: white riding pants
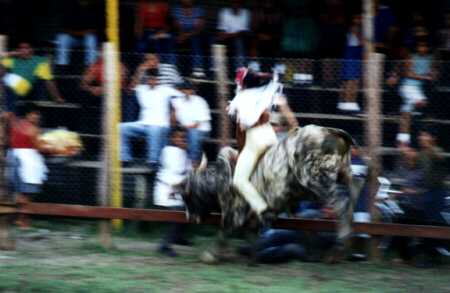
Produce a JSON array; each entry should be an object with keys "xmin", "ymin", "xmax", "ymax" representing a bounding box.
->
[{"xmin": 233, "ymin": 123, "xmax": 278, "ymax": 214}]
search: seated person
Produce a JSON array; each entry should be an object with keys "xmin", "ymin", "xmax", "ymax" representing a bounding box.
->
[
  {"xmin": 1, "ymin": 42, "xmax": 64, "ymax": 116},
  {"xmin": 120, "ymin": 69, "xmax": 181, "ymax": 168},
  {"xmin": 397, "ymin": 41, "xmax": 435, "ymax": 146},
  {"xmin": 80, "ymin": 56, "xmax": 137, "ymax": 122},
  {"xmin": 54, "ymin": 0, "xmax": 101, "ymax": 66},
  {"xmin": 216, "ymin": 0, "xmax": 251, "ymax": 69},
  {"xmin": 135, "ymin": 0, "xmax": 174, "ymax": 64},
  {"xmin": 172, "ymin": 0, "xmax": 206, "ymax": 77},
  {"xmin": 171, "ymin": 81, "xmax": 211, "ymax": 167},
  {"xmin": 129, "ymin": 53, "xmax": 183, "ymax": 89}
]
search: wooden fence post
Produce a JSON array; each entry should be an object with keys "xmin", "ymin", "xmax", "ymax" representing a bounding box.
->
[
  {"xmin": 363, "ymin": 0, "xmax": 385, "ymax": 261},
  {"xmin": 212, "ymin": 45, "xmax": 230, "ymax": 148},
  {"xmin": 0, "ymin": 35, "xmax": 15, "ymax": 250},
  {"xmin": 97, "ymin": 43, "xmax": 114, "ymax": 249}
]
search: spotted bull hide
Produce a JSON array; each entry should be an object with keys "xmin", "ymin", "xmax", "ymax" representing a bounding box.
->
[{"xmin": 182, "ymin": 124, "xmax": 359, "ymax": 242}]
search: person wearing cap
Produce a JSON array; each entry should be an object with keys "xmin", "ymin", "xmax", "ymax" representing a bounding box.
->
[
  {"xmin": 120, "ymin": 68, "xmax": 182, "ymax": 168},
  {"xmin": 171, "ymin": 81, "xmax": 211, "ymax": 168},
  {"xmin": 227, "ymin": 67, "xmax": 283, "ymax": 220},
  {"xmin": 270, "ymin": 94, "xmax": 298, "ymax": 140}
]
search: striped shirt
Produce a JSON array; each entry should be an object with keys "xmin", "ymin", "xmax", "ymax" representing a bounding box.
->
[{"xmin": 140, "ymin": 63, "xmax": 183, "ymax": 87}]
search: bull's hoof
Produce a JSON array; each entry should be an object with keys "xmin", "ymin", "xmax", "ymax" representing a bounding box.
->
[
  {"xmin": 260, "ymin": 209, "xmax": 277, "ymax": 228},
  {"xmin": 200, "ymin": 250, "xmax": 219, "ymax": 264},
  {"xmin": 323, "ymin": 245, "xmax": 346, "ymax": 264}
]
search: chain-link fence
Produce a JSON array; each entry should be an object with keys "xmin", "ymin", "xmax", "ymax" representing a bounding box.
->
[{"xmin": 1, "ymin": 45, "xmax": 450, "ymax": 220}]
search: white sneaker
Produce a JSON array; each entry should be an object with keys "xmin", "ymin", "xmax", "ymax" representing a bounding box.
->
[
  {"xmin": 273, "ymin": 63, "xmax": 287, "ymax": 75},
  {"xmin": 396, "ymin": 133, "xmax": 411, "ymax": 145},
  {"xmin": 192, "ymin": 68, "xmax": 206, "ymax": 78},
  {"xmin": 337, "ymin": 102, "xmax": 361, "ymax": 112},
  {"xmin": 247, "ymin": 61, "xmax": 260, "ymax": 73}
]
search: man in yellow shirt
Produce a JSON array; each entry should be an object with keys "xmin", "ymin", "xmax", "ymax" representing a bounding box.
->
[{"xmin": 0, "ymin": 42, "xmax": 64, "ymax": 116}]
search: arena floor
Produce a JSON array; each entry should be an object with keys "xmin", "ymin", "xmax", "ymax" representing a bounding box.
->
[{"xmin": 1, "ymin": 219, "xmax": 449, "ymax": 293}]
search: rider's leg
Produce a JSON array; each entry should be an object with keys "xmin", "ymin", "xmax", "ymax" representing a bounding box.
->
[{"xmin": 233, "ymin": 123, "xmax": 277, "ymax": 215}]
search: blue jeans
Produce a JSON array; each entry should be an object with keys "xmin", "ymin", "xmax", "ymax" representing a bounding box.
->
[
  {"xmin": 256, "ymin": 229, "xmax": 306, "ymax": 263},
  {"xmin": 187, "ymin": 129, "xmax": 208, "ymax": 163},
  {"xmin": 174, "ymin": 35, "xmax": 204, "ymax": 69},
  {"xmin": 120, "ymin": 123, "xmax": 169, "ymax": 164},
  {"xmin": 137, "ymin": 30, "xmax": 175, "ymax": 64},
  {"xmin": 4, "ymin": 86, "xmax": 18, "ymax": 113},
  {"xmin": 190, "ymin": 35, "xmax": 204, "ymax": 69},
  {"xmin": 55, "ymin": 33, "xmax": 98, "ymax": 65},
  {"xmin": 121, "ymin": 93, "xmax": 139, "ymax": 123}
]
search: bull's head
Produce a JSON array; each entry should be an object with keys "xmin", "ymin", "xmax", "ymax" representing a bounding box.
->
[{"xmin": 178, "ymin": 168, "xmax": 222, "ymax": 224}]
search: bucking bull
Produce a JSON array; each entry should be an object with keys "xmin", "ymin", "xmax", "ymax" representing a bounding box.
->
[{"xmin": 180, "ymin": 124, "xmax": 363, "ymax": 263}]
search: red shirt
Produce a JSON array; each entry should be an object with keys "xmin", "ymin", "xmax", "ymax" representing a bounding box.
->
[
  {"xmin": 10, "ymin": 120, "xmax": 35, "ymax": 149},
  {"xmin": 89, "ymin": 59, "xmax": 127, "ymax": 87},
  {"xmin": 138, "ymin": 1, "xmax": 169, "ymax": 30}
]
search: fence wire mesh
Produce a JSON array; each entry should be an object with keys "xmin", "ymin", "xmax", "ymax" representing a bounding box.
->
[{"xmin": 1, "ymin": 46, "xmax": 449, "ymax": 218}]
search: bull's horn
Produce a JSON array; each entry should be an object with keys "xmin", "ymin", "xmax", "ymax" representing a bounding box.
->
[{"xmin": 197, "ymin": 153, "xmax": 208, "ymax": 171}]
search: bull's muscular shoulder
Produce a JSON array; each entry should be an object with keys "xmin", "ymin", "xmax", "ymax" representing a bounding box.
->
[{"xmin": 291, "ymin": 125, "xmax": 354, "ymax": 156}]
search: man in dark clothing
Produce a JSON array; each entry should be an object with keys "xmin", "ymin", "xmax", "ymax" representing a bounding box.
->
[{"xmin": 417, "ymin": 127, "xmax": 447, "ymax": 225}]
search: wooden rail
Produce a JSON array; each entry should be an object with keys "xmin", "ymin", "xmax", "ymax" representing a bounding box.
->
[{"xmin": 9, "ymin": 202, "xmax": 450, "ymax": 240}]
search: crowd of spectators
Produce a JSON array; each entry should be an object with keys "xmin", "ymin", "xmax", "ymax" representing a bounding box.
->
[{"xmin": 0, "ymin": 0, "xmax": 449, "ymax": 265}]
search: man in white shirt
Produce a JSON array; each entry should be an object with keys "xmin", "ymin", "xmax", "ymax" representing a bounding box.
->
[
  {"xmin": 120, "ymin": 69, "xmax": 182, "ymax": 168},
  {"xmin": 216, "ymin": 0, "xmax": 251, "ymax": 68},
  {"xmin": 128, "ymin": 53, "xmax": 183, "ymax": 90},
  {"xmin": 172, "ymin": 81, "xmax": 211, "ymax": 167}
]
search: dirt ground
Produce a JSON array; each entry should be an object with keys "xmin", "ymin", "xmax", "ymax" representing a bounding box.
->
[{"xmin": 0, "ymin": 219, "xmax": 449, "ymax": 293}]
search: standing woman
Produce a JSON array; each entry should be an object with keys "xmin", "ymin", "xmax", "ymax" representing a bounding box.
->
[
  {"xmin": 338, "ymin": 14, "xmax": 363, "ymax": 114},
  {"xmin": 227, "ymin": 68, "xmax": 283, "ymax": 221},
  {"xmin": 5, "ymin": 104, "xmax": 57, "ymax": 228}
]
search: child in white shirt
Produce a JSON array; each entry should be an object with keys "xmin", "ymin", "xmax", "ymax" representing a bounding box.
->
[{"xmin": 154, "ymin": 127, "xmax": 192, "ymax": 257}]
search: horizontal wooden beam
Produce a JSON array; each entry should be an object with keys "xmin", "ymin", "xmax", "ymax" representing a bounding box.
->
[
  {"xmin": 19, "ymin": 203, "xmax": 450, "ymax": 240},
  {"xmin": 0, "ymin": 202, "xmax": 17, "ymax": 215}
]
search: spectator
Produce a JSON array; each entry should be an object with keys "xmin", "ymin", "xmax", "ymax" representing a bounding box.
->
[
  {"xmin": 280, "ymin": 1, "xmax": 318, "ymax": 59},
  {"xmin": 380, "ymin": 146, "xmax": 423, "ymax": 264},
  {"xmin": 172, "ymin": 0, "xmax": 206, "ymax": 77},
  {"xmin": 0, "ymin": 42, "xmax": 64, "ymax": 116},
  {"xmin": 80, "ymin": 56, "xmax": 137, "ymax": 122},
  {"xmin": 129, "ymin": 53, "xmax": 183, "ymax": 89},
  {"xmin": 249, "ymin": 0, "xmax": 282, "ymax": 68},
  {"xmin": 317, "ymin": 0, "xmax": 346, "ymax": 59},
  {"xmin": 438, "ymin": 12, "xmax": 450, "ymax": 54},
  {"xmin": 397, "ymin": 41, "xmax": 435, "ymax": 145},
  {"xmin": 269, "ymin": 95, "xmax": 298, "ymax": 140},
  {"xmin": 120, "ymin": 69, "xmax": 181, "ymax": 169},
  {"xmin": 135, "ymin": 0, "xmax": 174, "ymax": 64},
  {"xmin": 54, "ymin": 0, "xmax": 102, "ymax": 66},
  {"xmin": 216, "ymin": 0, "xmax": 251, "ymax": 69},
  {"xmin": 5, "ymin": 104, "xmax": 58, "ymax": 228},
  {"xmin": 337, "ymin": 14, "xmax": 363, "ymax": 114},
  {"xmin": 404, "ymin": 13, "xmax": 430, "ymax": 50},
  {"xmin": 374, "ymin": 0, "xmax": 397, "ymax": 55},
  {"xmin": 417, "ymin": 127, "xmax": 447, "ymax": 224},
  {"xmin": 388, "ymin": 129, "xmax": 447, "ymax": 268},
  {"xmin": 350, "ymin": 146, "xmax": 371, "ymax": 261},
  {"xmin": 0, "ymin": 0, "xmax": 14, "ymax": 38},
  {"xmin": 171, "ymin": 81, "xmax": 211, "ymax": 168},
  {"xmin": 154, "ymin": 126, "xmax": 192, "ymax": 257},
  {"xmin": 392, "ymin": 145, "xmax": 422, "ymax": 196}
]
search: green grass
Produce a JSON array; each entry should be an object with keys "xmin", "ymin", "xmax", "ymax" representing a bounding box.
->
[{"xmin": 0, "ymin": 220, "xmax": 449, "ymax": 293}]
